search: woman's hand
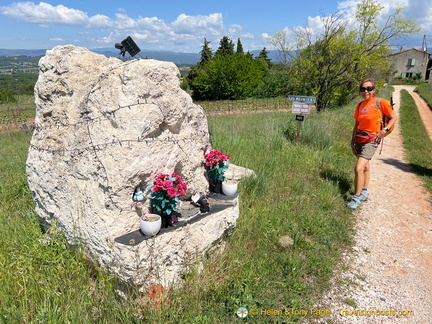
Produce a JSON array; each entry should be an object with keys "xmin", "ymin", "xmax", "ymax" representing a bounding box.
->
[{"xmin": 373, "ymin": 130, "xmax": 388, "ymax": 144}]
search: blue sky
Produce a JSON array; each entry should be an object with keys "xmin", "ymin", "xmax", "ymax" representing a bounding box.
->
[{"xmin": 0, "ymin": 0, "xmax": 430, "ymax": 53}]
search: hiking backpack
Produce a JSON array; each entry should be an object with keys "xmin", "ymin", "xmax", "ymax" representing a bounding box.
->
[{"xmin": 377, "ymin": 97, "xmax": 395, "ymax": 137}]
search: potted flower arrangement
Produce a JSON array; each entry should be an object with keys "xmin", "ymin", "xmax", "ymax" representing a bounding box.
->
[
  {"xmin": 147, "ymin": 173, "xmax": 187, "ymax": 227},
  {"xmin": 204, "ymin": 149, "xmax": 230, "ymax": 193}
]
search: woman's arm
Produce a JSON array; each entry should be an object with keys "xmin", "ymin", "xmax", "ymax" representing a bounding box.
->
[{"xmin": 377, "ymin": 111, "xmax": 398, "ymax": 138}]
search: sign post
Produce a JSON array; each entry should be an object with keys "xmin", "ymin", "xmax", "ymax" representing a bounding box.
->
[{"xmin": 288, "ymin": 95, "xmax": 316, "ymax": 139}]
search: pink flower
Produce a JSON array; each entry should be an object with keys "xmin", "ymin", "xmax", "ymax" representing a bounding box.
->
[
  {"xmin": 155, "ymin": 178, "xmax": 163, "ymax": 187},
  {"xmin": 167, "ymin": 187, "xmax": 178, "ymax": 197},
  {"xmin": 163, "ymin": 180, "xmax": 173, "ymax": 189},
  {"xmin": 172, "ymin": 173, "xmax": 181, "ymax": 180},
  {"xmin": 151, "ymin": 186, "xmax": 160, "ymax": 193}
]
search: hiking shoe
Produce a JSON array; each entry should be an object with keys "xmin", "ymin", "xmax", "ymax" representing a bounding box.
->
[
  {"xmin": 347, "ymin": 196, "xmax": 361, "ymax": 210},
  {"xmin": 359, "ymin": 191, "xmax": 369, "ymax": 202}
]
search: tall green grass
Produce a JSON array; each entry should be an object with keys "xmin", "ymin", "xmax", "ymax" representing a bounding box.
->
[
  {"xmin": 0, "ymin": 103, "xmax": 359, "ymax": 322},
  {"xmin": 155, "ymin": 107, "xmax": 357, "ymax": 323},
  {"xmin": 197, "ymin": 97, "xmax": 291, "ymax": 113},
  {"xmin": 0, "ymin": 94, "xmax": 35, "ymax": 123},
  {"xmin": 399, "ymin": 90, "xmax": 432, "ymax": 197},
  {"xmin": 0, "ymin": 132, "xmax": 140, "ymax": 323},
  {"xmin": 415, "ymin": 83, "xmax": 432, "ymax": 108}
]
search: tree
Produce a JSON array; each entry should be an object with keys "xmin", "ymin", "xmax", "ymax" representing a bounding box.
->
[
  {"xmin": 185, "ymin": 38, "xmax": 213, "ymax": 90},
  {"xmin": 245, "ymin": 51, "xmax": 253, "ymax": 59},
  {"xmin": 215, "ymin": 36, "xmax": 235, "ymax": 56},
  {"xmin": 236, "ymin": 38, "xmax": 244, "ymax": 55},
  {"xmin": 187, "ymin": 36, "xmax": 269, "ymax": 100},
  {"xmin": 189, "ymin": 53, "xmax": 267, "ymax": 100},
  {"xmin": 266, "ymin": 29, "xmax": 294, "ymax": 66},
  {"xmin": 257, "ymin": 47, "xmax": 272, "ymax": 67},
  {"xmin": 198, "ymin": 38, "xmax": 213, "ymax": 66},
  {"xmin": 253, "ymin": 64, "xmax": 292, "ymax": 98},
  {"xmin": 0, "ymin": 88, "xmax": 16, "ymax": 104},
  {"xmin": 269, "ymin": 0, "xmax": 419, "ymax": 110}
]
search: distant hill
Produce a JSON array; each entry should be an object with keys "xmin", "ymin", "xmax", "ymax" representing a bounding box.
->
[
  {"xmin": 0, "ymin": 48, "xmax": 281, "ymax": 65},
  {"xmin": 0, "ymin": 49, "xmax": 47, "ymax": 56}
]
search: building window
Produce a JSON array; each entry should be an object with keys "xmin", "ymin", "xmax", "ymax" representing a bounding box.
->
[
  {"xmin": 407, "ymin": 58, "xmax": 416, "ymax": 66},
  {"xmin": 401, "ymin": 72, "xmax": 414, "ymax": 78}
]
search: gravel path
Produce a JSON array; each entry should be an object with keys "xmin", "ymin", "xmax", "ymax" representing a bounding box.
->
[{"xmin": 306, "ymin": 85, "xmax": 432, "ymax": 324}]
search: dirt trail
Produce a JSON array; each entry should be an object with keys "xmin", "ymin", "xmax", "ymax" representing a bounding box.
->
[{"xmin": 308, "ymin": 85, "xmax": 432, "ymax": 324}]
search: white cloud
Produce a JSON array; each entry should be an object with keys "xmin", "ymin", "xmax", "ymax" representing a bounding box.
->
[
  {"xmin": 0, "ymin": 2, "xmax": 88, "ymax": 26},
  {"xmin": 0, "ymin": 2, "xmax": 239, "ymax": 50},
  {"xmin": 0, "ymin": 0, "xmax": 431, "ymax": 52},
  {"xmin": 336, "ymin": 0, "xmax": 430, "ymax": 34},
  {"xmin": 240, "ymin": 33, "xmax": 254, "ymax": 40},
  {"xmin": 113, "ymin": 13, "xmax": 137, "ymax": 29},
  {"xmin": 283, "ymin": 0, "xmax": 432, "ymax": 48},
  {"xmin": 131, "ymin": 33, "xmax": 149, "ymax": 40},
  {"xmin": 95, "ymin": 32, "xmax": 114, "ymax": 44},
  {"xmin": 136, "ymin": 16, "xmax": 169, "ymax": 33},
  {"xmin": 171, "ymin": 13, "xmax": 223, "ymax": 35},
  {"xmin": 89, "ymin": 14, "xmax": 112, "ymax": 28}
]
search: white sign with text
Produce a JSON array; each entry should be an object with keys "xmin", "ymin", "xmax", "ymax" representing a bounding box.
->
[{"xmin": 292, "ymin": 102, "xmax": 311, "ymax": 114}]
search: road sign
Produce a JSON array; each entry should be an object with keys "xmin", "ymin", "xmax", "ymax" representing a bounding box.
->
[
  {"xmin": 295, "ymin": 115, "xmax": 305, "ymax": 121},
  {"xmin": 288, "ymin": 95, "xmax": 316, "ymax": 103},
  {"xmin": 292, "ymin": 102, "xmax": 311, "ymax": 114}
]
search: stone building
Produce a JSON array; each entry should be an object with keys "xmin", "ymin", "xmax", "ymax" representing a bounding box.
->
[{"xmin": 389, "ymin": 48, "xmax": 432, "ymax": 81}]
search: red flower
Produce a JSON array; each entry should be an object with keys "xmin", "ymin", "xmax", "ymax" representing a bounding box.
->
[
  {"xmin": 167, "ymin": 187, "xmax": 178, "ymax": 197},
  {"xmin": 155, "ymin": 178, "xmax": 163, "ymax": 187},
  {"xmin": 162, "ymin": 180, "xmax": 173, "ymax": 189}
]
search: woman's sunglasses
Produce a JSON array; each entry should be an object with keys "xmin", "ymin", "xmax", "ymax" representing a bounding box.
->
[{"xmin": 360, "ymin": 86, "xmax": 375, "ymax": 92}]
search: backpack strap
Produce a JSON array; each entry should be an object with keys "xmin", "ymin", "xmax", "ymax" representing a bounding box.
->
[{"xmin": 375, "ymin": 97, "xmax": 383, "ymax": 131}]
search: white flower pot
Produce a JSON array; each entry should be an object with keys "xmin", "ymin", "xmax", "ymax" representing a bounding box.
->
[
  {"xmin": 140, "ymin": 214, "xmax": 162, "ymax": 236},
  {"xmin": 222, "ymin": 180, "xmax": 238, "ymax": 196}
]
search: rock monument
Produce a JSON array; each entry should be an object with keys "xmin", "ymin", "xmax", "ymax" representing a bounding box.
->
[{"xmin": 26, "ymin": 45, "xmax": 247, "ymax": 287}]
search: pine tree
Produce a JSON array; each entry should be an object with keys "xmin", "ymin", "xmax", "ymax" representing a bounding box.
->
[
  {"xmin": 215, "ymin": 36, "xmax": 234, "ymax": 56},
  {"xmin": 236, "ymin": 38, "xmax": 244, "ymax": 55},
  {"xmin": 198, "ymin": 38, "xmax": 213, "ymax": 66},
  {"xmin": 257, "ymin": 47, "xmax": 272, "ymax": 67}
]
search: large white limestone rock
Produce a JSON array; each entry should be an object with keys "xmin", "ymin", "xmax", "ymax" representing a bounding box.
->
[{"xmin": 26, "ymin": 45, "xmax": 244, "ymax": 287}]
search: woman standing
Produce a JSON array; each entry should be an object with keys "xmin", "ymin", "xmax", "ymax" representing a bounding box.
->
[{"xmin": 347, "ymin": 79, "xmax": 398, "ymax": 210}]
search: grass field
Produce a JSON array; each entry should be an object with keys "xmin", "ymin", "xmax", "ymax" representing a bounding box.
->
[
  {"xmin": 0, "ymin": 95, "xmax": 35, "ymax": 124},
  {"xmin": 5, "ymin": 83, "xmax": 431, "ymax": 323},
  {"xmin": 415, "ymin": 83, "xmax": 432, "ymax": 109},
  {"xmin": 400, "ymin": 88, "xmax": 432, "ymax": 197},
  {"xmin": 0, "ymin": 101, "xmax": 360, "ymax": 323},
  {"xmin": 196, "ymin": 96, "xmax": 291, "ymax": 113}
]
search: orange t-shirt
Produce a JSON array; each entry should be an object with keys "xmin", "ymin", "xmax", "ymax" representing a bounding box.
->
[{"xmin": 353, "ymin": 97, "xmax": 392, "ymax": 134}]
